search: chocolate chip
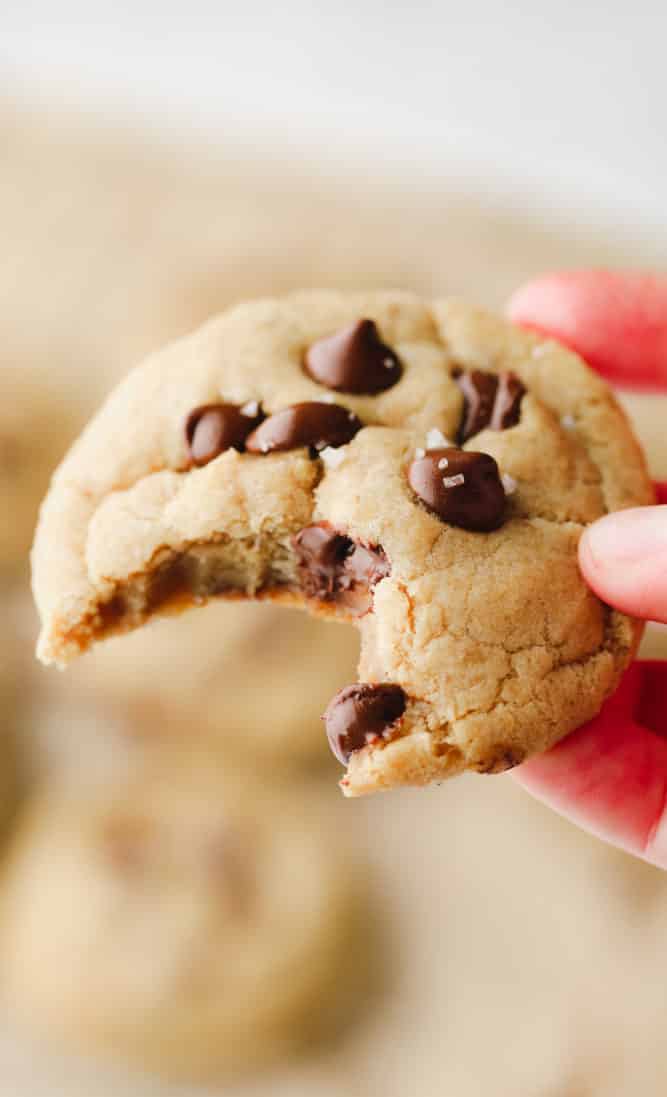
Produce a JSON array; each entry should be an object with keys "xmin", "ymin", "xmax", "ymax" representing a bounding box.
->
[
  {"xmin": 293, "ymin": 524, "xmax": 352, "ymax": 592},
  {"xmin": 185, "ymin": 402, "xmax": 264, "ymax": 466},
  {"xmin": 293, "ymin": 522, "xmax": 389, "ymax": 614},
  {"xmin": 343, "ymin": 542, "xmax": 391, "ymax": 590},
  {"xmin": 245, "ymin": 401, "xmax": 362, "ymax": 454},
  {"xmin": 454, "ymin": 369, "xmax": 525, "ymax": 443},
  {"xmin": 407, "ymin": 447, "xmax": 505, "ymax": 531},
  {"xmin": 324, "ymin": 683, "xmax": 407, "ymax": 765},
  {"xmin": 489, "ymin": 372, "xmax": 525, "ymax": 432},
  {"xmin": 304, "ymin": 319, "xmax": 402, "ymax": 394}
]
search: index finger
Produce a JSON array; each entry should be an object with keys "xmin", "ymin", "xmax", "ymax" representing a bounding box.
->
[
  {"xmin": 508, "ymin": 270, "xmax": 667, "ymax": 390},
  {"xmin": 506, "ymin": 270, "xmax": 667, "ymax": 864}
]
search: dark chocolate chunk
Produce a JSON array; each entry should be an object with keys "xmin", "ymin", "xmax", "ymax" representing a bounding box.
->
[
  {"xmin": 304, "ymin": 319, "xmax": 402, "ymax": 394},
  {"xmin": 185, "ymin": 401, "xmax": 264, "ymax": 466},
  {"xmin": 245, "ymin": 401, "xmax": 362, "ymax": 454},
  {"xmin": 407, "ymin": 447, "xmax": 505, "ymax": 531},
  {"xmin": 324, "ymin": 683, "xmax": 407, "ymax": 765},
  {"xmin": 293, "ymin": 522, "xmax": 389, "ymax": 615},
  {"xmin": 293, "ymin": 524, "xmax": 352, "ymax": 595},
  {"xmin": 343, "ymin": 542, "xmax": 391, "ymax": 590},
  {"xmin": 489, "ymin": 372, "xmax": 525, "ymax": 432},
  {"xmin": 454, "ymin": 369, "xmax": 525, "ymax": 443}
]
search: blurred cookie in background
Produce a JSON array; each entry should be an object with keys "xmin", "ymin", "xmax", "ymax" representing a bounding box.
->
[
  {"xmin": 0, "ymin": 629, "xmax": 24, "ymax": 836},
  {"xmin": 0, "ymin": 681, "xmax": 19, "ymax": 835},
  {"xmin": 0, "ymin": 671, "xmax": 19, "ymax": 833},
  {"xmin": 0, "ymin": 368, "xmax": 80, "ymax": 578},
  {"xmin": 616, "ymin": 391, "xmax": 667, "ymax": 481},
  {"xmin": 617, "ymin": 391, "xmax": 667, "ymax": 661},
  {"xmin": 36, "ymin": 600, "xmax": 359, "ymax": 773},
  {"xmin": 0, "ymin": 757, "xmax": 373, "ymax": 1082},
  {"xmin": 638, "ymin": 622, "xmax": 667, "ymax": 660}
]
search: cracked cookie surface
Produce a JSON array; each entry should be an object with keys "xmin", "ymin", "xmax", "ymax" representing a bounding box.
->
[{"xmin": 31, "ymin": 292, "xmax": 653, "ymax": 795}]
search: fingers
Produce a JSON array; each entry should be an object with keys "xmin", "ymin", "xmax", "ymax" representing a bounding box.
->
[
  {"xmin": 579, "ymin": 506, "xmax": 667, "ymax": 623},
  {"xmin": 513, "ymin": 662, "xmax": 667, "ymax": 869},
  {"xmin": 506, "ymin": 272, "xmax": 667, "ymax": 862},
  {"xmin": 508, "ymin": 271, "xmax": 667, "ymax": 624},
  {"xmin": 507, "ymin": 270, "xmax": 667, "ymax": 389}
]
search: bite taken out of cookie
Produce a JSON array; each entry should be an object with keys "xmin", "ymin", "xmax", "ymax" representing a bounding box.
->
[{"xmin": 31, "ymin": 292, "xmax": 654, "ymax": 796}]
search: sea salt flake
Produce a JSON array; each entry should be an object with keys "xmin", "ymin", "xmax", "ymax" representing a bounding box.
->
[
  {"xmin": 426, "ymin": 428, "xmax": 454, "ymax": 450},
  {"xmin": 320, "ymin": 445, "xmax": 346, "ymax": 470},
  {"xmin": 531, "ymin": 343, "xmax": 550, "ymax": 359},
  {"xmin": 437, "ymin": 457, "xmax": 449, "ymax": 470},
  {"xmin": 260, "ymin": 442, "xmax": 270, "ymax": 454},
  {"xmin": 501, "ymin": 473, "xmax": 517, "ymax": 496},
  {"xmin": 383, "ymin": 356, "xmax": 395, "ymax": 369},
  {"xmin": 443, "ymin": 473, "xmax": 465, "ymax": 488},
  {"xmin": 240, "ymin": 400, "xmax": 259, "ymax": 417},
  {"xmin": 561, "ymin": 414, "xmax": 576, "ymax": 430},
  {"xmin": 415, "ymin": 447, "xmax": 426, "ymax": 459}
]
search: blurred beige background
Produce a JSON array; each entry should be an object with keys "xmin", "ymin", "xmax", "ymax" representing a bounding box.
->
[{"xmin": 2, "ymin": 4, "xmax": 667, "ymax": 1091}]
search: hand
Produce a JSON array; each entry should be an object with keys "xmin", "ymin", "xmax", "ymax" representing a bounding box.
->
[{"xmin": 506, "ymin": 271, "xmax": 667, "ymax": 868}]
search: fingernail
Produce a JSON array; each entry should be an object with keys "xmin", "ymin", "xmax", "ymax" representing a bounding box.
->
[{"xmin": 583, "ymin": 507, "xmax": 667, "ymax": 567}]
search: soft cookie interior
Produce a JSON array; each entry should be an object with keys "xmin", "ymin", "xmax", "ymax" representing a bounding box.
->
[{"xmin": 32, "ymin": 293, "xmax": 653, "ymax": 795}]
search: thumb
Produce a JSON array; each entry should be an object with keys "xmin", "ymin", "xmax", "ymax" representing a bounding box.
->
[{"xmin": 580, "ymin": 505, "xmax": 667, "ymax": 623}]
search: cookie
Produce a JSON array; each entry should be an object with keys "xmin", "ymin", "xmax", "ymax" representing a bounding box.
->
[
  {"xmin": 0, "ymin": 368, "xmax": 78, "ymax": 575},
  {"xmin": 0, "ymin": 761, "xmax": 366, "ymax": 1080},
  {"xmin": 45, "ymin": 599, "xmax": 359, "ymax": 770},
  {"xmin": 32, "ymin": 292, "xmax": 653, "ymax": 795}
]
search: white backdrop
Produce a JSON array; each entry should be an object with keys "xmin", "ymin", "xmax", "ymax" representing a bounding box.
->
[{"xmin": 2, "ymin": 0, "xmax": 666, "ymax": 238}]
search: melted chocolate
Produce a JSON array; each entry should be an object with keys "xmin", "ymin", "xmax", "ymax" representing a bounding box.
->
[
  {"xmin": 293, "ymin": 522, "xmax": 389, "ymax": 615},
  {"xmin": 454, "ymin": 369, "xmax": 525, "ymax": 443},
  {"xmin": 408, "ymin": 447, "xmax": 506, "ymax": 531},
  {"xmin": 304, "ymin": 319, "xmax": 402, "ymax": 394},
  {"xmin": 245, "ymin": 402, "xmax": 362, "ymax": 454},
  {"xmin": 185, "ymin": 402, "xmax": 264, "ymax": 466},
  {"xmin": 324, "ymin": 683, "xmax": 407, "ymax": 765}
]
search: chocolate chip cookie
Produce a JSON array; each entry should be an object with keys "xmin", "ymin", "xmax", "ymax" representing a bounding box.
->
[
  {"xmin": 0, "ymin": 762, "xmax": 365, "ymax": 1079},
  {"xmin": 32, "ymin": 292, "xmax": 653, "ymax": 794}
]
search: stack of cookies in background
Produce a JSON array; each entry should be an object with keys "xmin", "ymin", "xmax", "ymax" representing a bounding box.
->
[{"xmin": 2, "ymin": 102, "xmax": 667, "ymax": 1096}]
